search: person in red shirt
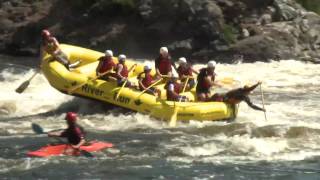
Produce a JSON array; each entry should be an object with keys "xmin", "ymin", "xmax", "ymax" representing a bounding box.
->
[
  {"xmin": 177, "ymin": 57, "xmax": 198, "ymax": 90},
  {"xmin": 155, "ymin": 47, "xmax": 175, "ymax": 78},
  {"xmin": 40, "ymin": 29, "xmax": 80, "ymax": 70},
  {"xmin": 165, "ymin": 75, "xmax": 188, "ymax": 102},
  {"xmin": 48, "ymin": 112, "xmax": 86, "ymax": 150},
  {"xmin": 114, "ymin": 54, "xmax": 136, "ymax": 87},
  {"xmin": 96, "ymin": 50, "xmax": 116, "ymax": 80},
  {"xmin": 196, "ymin": 61, "xmax": 222, "ymax": 102},
  {"xmin": 138, "ymin": 64, "xmax": 161, "ymax": 96}
]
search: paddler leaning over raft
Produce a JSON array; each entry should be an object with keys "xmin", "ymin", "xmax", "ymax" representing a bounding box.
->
[
  {"xmin": 40, "ymin": 29, "xmax": 81, "ymax": 70},
  {"xmin": 211, "ymin": 82, "xmax": 266, "ymax": 112}
]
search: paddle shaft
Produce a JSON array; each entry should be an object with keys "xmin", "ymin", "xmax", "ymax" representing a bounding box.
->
[
  {"xmin": 67, "ymin": 70, "xmax": 111, "ymax": 94},
  {"xmin": 137, "ymin": 78, "xmax": 163, "ymax": 98},
  {"xmin": 260, "ymin": 84, "xmax": 267, "ymax": 121}
]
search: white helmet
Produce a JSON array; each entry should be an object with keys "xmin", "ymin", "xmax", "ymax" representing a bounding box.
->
[
  {"xmin": 178, "ymin": 57, "xmax": 187, "ymax": 65},
  {"xmin": 160, "ymin": 47, "xmax": 168, "ymax": 55},
  {"xmin": 144, "ymin": 63, "xmax": 152, "ymax": 71},
  {"xmin": 207, "ymin": 60, "xmax": 216, "ymax": 68},
  {"xmin": 118, "ymin": 54, "xmax": 126, "ymax": 61},
  {"xmin": 105, "ymin": 50, "xmax": 113, "ymax": 57}
]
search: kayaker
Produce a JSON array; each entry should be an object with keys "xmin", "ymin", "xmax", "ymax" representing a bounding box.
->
[
  {"xmin": 211, "ymin": 82, "xmax": 266, "ymax": 112},
  {"xmin": 138, "ymin": 64, "xmax": 161, "ymax": 96},
  {"xmin": 176, "ymin": 57, "xmax": 198, "ymax": 90},
  {"xmin": 96, "ymin": 50, "xmax": 116, "ymax": 80},
  {"xmin": 196, "ymin": 61, "xmax": 221, "ymax": 102},
  {"xmin": 48, "ymin": 112, "xmax": 86, "ymax": 151},
  {"xmin": 40, "ymin": 29, "xmax": 80, "ymax": 70},
  {"xmin": 114, "ymin": 54, "xmax": 135, "ymax": 87},
  {"xmin": 155, "ymin": 47, "xmax": 175, "ymax": 78},
  {"xmin": 165, "ymin": 75, "xmax": 188, "ymax": 102}
]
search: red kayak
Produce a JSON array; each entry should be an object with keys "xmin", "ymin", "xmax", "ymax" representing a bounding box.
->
[{"xmin": 27, "ymin": 141, "xmax": 113, "ymax": 157}]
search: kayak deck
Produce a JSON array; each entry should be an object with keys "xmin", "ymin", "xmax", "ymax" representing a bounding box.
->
[{"xmin": 27, "ymin": 141, "xmax": 113, "ymax": 157}]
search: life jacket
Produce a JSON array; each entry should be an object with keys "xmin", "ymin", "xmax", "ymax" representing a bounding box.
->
[
  {"xmin": 61, "ymin": 125, "xmax": 85, "ymax": 145},
  {"xmin": 116, "ymin": 63, "xmax": 128, "ymax": 78},
  {"xmin": 99, "ymin": 57, "xmax": 115, "ymax": 73},
  {"xmin": 156, "ymin": 56, "xmax": 172, "ymax": 75},
  {"xmin": 166, "ymin": 81, "xmax": 181, "ymax": 101},
  {"xmin": 177, "ymin": 65, "xmax": 192, "ymax": 77},
  {"xmin": 196, "ymin": 68, "xmax": 215, "ymax": 92},
  {"xmin": 138, "ymin": 72, "xmax": 153, "ymax": 89}
]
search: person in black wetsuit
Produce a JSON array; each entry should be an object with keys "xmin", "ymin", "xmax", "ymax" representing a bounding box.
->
[
  {"xmin": 211, "ymin": 82, "xmax": 266, "ymax": 112},
  {"xmin": 48, "ymin": 112, "xmax": 86, "ymax": 149}
]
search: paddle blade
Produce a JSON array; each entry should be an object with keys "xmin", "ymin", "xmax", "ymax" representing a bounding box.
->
[
  {"xmin": 15, "ymin": 80, "xmax": 30, "ymax": 93},
  {"xmin": 31, "ymin": 123, "xmax": 45, "ymax": 134},
  {"xmin": 169, "ymin": 108, "xmax": 178, "ymax": 127}
]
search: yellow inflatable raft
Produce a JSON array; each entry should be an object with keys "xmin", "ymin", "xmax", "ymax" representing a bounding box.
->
[{"xmin": 41, "ymin": 44, "xmax": 238, "ymax": 122}]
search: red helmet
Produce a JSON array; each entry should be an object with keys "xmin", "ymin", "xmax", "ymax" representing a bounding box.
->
[
  {"xmin": 41, "ymin": 29, "xmax": 51, "ymax": 37},
  {"xmin": 65, "ymin": 112, "xmax": 77, "ymax": 122}
]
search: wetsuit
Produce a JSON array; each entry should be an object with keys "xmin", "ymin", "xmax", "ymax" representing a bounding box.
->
[{"xmin": 212, "ymin": 83, "xmax": 265, "ymax": 111}]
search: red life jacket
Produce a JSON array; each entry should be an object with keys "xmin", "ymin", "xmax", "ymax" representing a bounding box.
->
[
  {"xmin": 139, "ymin": 72, "xmax": 153, "ymax": 89},
  {"xmin": 116, "ymin": 63, "xmax": 128, "ymax": 78},
  {"xmin": 166, "ymin": 81, "xmax": 181, "ymax": 101},
  {"xmin": 196, "ymin": 68, "xmax": 216, "ymax": 92},
  {"xmin": 177, "ymin": 65, "xmax": 192, "ymax": 77},
  {"xmin": 99, "ymin": 57, "xmax": 115, "ymax": 73},
  {"xmin": 158, "ymin": 57, "xmax": 172, "ymax": 75}
]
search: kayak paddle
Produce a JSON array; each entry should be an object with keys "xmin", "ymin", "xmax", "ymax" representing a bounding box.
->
[
  {"xmin": 31, "ymin": 123, "xmax": 94, "ymax": 157},
  {"xmin": 15, "ymin": 71, "xmax": 38, "ymax": 93}
]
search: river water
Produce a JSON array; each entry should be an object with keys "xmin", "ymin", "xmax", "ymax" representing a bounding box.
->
[{"xmin": 0, "ymin": 55, "xmax": 319, "ymax": 180}]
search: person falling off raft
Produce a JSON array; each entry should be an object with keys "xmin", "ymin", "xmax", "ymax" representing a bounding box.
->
[
  {"xmin": 48, "ymin": 112, "xmax": 86, "ymax": 155},
  {"xmin": 211, "ymin": 82, "xmax": 266, "ymax": 112},
  {"xmin": 40, "ymin": 29, "xmax": 80, "ymax": 70}
]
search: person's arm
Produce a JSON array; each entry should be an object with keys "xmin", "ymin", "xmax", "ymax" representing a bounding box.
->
[
  {"xmin": 246, "ymin": 82, "xmax": 262, "ymax": 92},
  {"xmin": 71, "ymin": 138, "xmax": 86, "ymax": 149},
  {"xmin": 168, "ymin": 83, "xmax": 179, "ymax": 97},
  {"xmin": 116, "ymin": 64, "xmax": 124, "ymax": 79},
  {"xmin": 138, "ymin": 76, "xmax": 147, "ymax": 90},
  {"xmin": 48, "ymin": 130, "xmax": 64, "ymax": 137},
  {"xmin": 243, "ymin": 96, "xmax": 265, "ymax": 112},
  {"xmin": 191, "ymin": 66, "xmax": 199, "ymax": 75},
  {"xmin": 96, "ymin": 60, "xmax": 103, "ymax": 76}
]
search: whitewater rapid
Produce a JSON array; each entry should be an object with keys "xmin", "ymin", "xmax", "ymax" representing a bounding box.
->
[{"xmin": 1, "ymin": 59, "xmax": 320, "ymax": 172}]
